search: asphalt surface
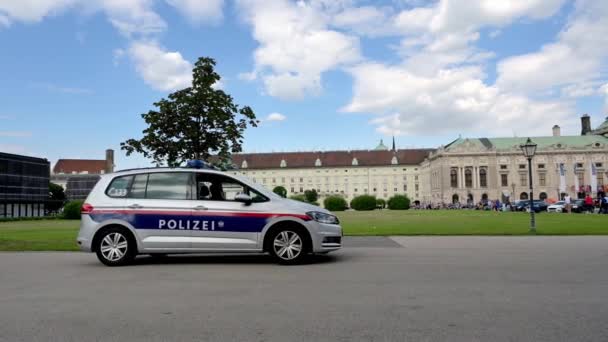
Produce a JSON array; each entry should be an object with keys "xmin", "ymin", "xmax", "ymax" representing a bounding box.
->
[{"xmin": 2, "ymin": 236, "xmax": 608, "ymax": 342}]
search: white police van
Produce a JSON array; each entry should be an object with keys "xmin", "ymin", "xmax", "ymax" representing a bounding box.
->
[{"xmin": 77, "ymin": 162, "xmax": 342, "ymax": 266}]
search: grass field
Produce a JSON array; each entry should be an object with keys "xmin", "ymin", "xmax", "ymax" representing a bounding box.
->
[{"xmin": 1, "ymin": 210, "xmax": 607, "ymax": 251}]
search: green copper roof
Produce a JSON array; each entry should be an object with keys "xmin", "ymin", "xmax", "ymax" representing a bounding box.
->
[
  {"xmin": 447, "ymin": 135, "xmax": 608, "ymax": 151},
  {"xmin": 374, "ymin": 139, "xmax": 388, "ymax": 150},
  {"xmin": 596, "ymin": 117, "xmax": 608, "ymax": 131}
]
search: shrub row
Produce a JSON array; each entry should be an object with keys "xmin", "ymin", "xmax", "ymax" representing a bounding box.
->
[{"xmin": 319, "ymin": 194, "xmax": 411, "ymax": 212}]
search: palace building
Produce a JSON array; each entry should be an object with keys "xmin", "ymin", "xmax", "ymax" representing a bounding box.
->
[{"xmin": 227, "ymin": 115, "xmax": 608, "ymax": 206}]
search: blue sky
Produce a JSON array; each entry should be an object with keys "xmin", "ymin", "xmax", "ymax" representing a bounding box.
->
[{"xmin": 1, "ymin": 0, "xmax": 607, "ymax": 169}]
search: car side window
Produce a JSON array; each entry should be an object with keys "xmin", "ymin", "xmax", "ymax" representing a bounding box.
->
[
  {"xmin": 106, "ymin": 175, "xmax": 133, "ymax": 198},
  {"xmin": 145, "ymin": 172, "xmax": 194, "ymax": 200},
  {"xmin": 129, "ymin": 174, "xmax": 148, "ymax": 199},
  {"xmin": 195, "ymin": 173, "xmax": 268, "ymax": 202}
]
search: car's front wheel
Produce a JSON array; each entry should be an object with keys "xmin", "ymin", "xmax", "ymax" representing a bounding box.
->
[
  {"xmin": 268, "ymin": 228, "xmax": 309, "ymax": 265},
  {"xmin": 95, "ymin": 227, "xmax": 136, "ymax": 266}
]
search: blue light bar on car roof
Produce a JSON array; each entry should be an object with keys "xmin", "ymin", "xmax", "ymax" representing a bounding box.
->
[{"xmin": 186, "ymin": 160, "xmax": 216, "ymax": 170}]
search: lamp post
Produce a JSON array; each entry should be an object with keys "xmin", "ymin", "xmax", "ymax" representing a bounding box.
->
[{"xmin": 520, "ymin": 138, "xmax": 538, "ymax": 233}]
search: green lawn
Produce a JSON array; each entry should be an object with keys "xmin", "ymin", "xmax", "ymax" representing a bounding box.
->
[
  {"xmin": 338, "ymin": 210, "xmax": 608, "ymax": 236},
  {"xmin": 0, "ymin": 220, "xmax": 81, "ymax": 251},
  {"xmin": 1, "ymin": 210, "xmax": 607, "ymax": 251}
]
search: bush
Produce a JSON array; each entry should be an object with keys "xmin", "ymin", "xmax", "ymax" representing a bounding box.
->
[
  {"xmin": 304, "ymin": 189, "xmax": 318, "ymax": 203},
  {"xmin": 324, "ymin": 196, "xmax": 348, "ymax": 211},
  {"xmin": 289, "ymin": 194, "xmax": 308, "ymax": 203},
  {"xmin": 387, "ymin": 194, "xmax": 411, "ymax": 210},
  {"xmin": 350, "ymin": 195, "xmax": 377, "ymax": 211},
  {"xmin": 272, "ymin": 186, "xmax": 287, "ymax": 198},
  {"xmin": 376, "ymin": 198, "xmax": 386, "ymax": 209},
  {"xmin": 62, "ymin": 200, "xmax": 84, "ymax": 220}
]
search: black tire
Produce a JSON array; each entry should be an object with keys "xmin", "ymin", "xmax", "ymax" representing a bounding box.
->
[
  {"xmin": 267, "ymin": 227, "xmax": 310, "ymax": 265},
  {"xmin": 94, "ymin": 227, "xmax": 137, "ymax": 266}
]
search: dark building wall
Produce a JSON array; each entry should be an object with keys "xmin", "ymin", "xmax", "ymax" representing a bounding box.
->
[{"xmin": 0, "ymin": 152, "xmax": 50, "ymax": 217}]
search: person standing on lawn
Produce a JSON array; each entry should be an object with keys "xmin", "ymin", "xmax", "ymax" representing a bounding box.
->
[
  {"xmin": 564, "ymin": 194, "xmax": 572, "ymax": 213},
  {"xmin": 584, "ymin": 194, "xmax": 594, "ymax": 213}
]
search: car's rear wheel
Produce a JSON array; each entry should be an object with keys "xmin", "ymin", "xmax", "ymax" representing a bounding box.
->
[
  {"xmin": 268, "ymin": 228, "xmax": 309, "ymax": 265},
  {"xmin": 95, "ymin": 227, "xmax": 136, "ymax": 266}
]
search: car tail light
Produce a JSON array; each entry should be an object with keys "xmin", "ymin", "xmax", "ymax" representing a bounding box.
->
[{"xmin": 81, "ymin": 203, "xmax": 94, "ymax": 214}]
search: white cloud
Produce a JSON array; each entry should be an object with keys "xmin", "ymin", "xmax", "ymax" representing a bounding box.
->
[
  {"xmin": 0, "ymin": 131, "xmax": 32, "ymax": 137},
  {"xmin": 128, "ymin": 41, "xmax": 193, "ymax": 92},
  {"xmin": 166, "ymin": 0, "xmax": 224, "ymax": 24},
  {"xmin": 100, "ymin": 0, "xmax": 166, "ymax": 38},
  {"xmin": 496, "ymin": 1, "xmax": 608, "ymax": 96},
  {"xmin": 237, "ymin": 0, "xmax": 361, "ymax": 100},
  {"xmin": 265, "ymin": 112, "xmax": 287, "ymax": 122},
  {"xmin": 332, "ymin": 6, "xmax": 395, "ymax": 36},
  {"xmin": 0, "ymin": 0, "xmax": 77, "ymax": 25},
  {"xmin": 343, "ymin": 62, "xmax": 575, "ymax": 136}
]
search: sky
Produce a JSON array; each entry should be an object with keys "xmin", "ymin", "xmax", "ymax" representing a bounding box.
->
[{"xmin": 1, "ymin": 0, "xmax": 608, "ymax": 169}]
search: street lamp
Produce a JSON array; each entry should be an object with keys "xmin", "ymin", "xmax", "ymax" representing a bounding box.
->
[{"xmin": 520, "ymin": 138, "xmax": 538, "ymax": 233}]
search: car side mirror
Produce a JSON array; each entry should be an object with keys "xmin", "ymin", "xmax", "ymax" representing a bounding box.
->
[{"xmin": 235, "ymin": 193, "xmax": 252, "ymax": 206}]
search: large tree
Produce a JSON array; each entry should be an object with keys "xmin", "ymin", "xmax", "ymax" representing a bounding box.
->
[{"xmin": 121, "ymin": 57, "xmax": 257, "ymax": 167}]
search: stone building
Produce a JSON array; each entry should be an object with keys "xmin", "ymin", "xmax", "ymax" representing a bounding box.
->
[
  {"xmin": 227, "ymin": 115, "xmax": 608, "ymax": 207},
  {"xmin": 427, "ymin": 115, "xmax": 608, "ymax": 204},
  {"xmin": 52, "ymin": 149, "xmax": 115, "ymax": 200},
  {"xmin": 228, "ymin": 145, "xmax": 432, "ymax": 203}
]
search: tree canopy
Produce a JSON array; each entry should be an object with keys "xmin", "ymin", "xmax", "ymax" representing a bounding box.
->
[{"xmin": 121, "ymin": 57, "xmax": 258, "ymax": 167}]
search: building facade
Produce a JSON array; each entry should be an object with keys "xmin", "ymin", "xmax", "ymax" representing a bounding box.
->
[
  {"xmin": 0, "ymin": 152, "xmax": 50, "ymax": 218},
  {"xmin": 227, "ymin": 115, "xmax": 608, "ymax": 207},
  {"xmin": 52, "ymin": 149, "xmax": 115, "ymax": 200},
  {"xmin": 228, "ymin": 144, "xmax": 432, "ymax": 204}
]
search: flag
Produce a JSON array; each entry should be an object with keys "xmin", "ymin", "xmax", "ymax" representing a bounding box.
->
[
  {"xmin": 573, "ymin": 163, "xmax": 579, "ymax": 192},
  {"xmin": 590, "ymin": 162, "xmax": 598, "ymax": 193},
  {"xmin": 559, "ymin": 163, "xmax": 566, "ymax": 193}
]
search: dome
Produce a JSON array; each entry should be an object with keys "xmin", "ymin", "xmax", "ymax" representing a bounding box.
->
[{"xmin": 374, "ymin": 139, "xmax": 388, "ymax": 151}]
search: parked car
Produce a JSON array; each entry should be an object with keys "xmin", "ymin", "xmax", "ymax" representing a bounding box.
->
[
  {"xmin": 571, "ymin": 199, "xmax": 585, "ymax": 213},
  {"xmin": 524, "ymin": 200, "xmax": 548, "ymax": 213},
  {"xmin": 547, "ymin": 201, "xmax": 566, "ymax": 213},
  {"xmin": 77, "ymin": 162, "xmax": 342, "ymax": 266}
]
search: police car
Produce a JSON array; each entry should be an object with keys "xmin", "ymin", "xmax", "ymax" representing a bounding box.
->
[{"xmin": 77, "ymin": 161, "xmax": 342, "ymax": 266}]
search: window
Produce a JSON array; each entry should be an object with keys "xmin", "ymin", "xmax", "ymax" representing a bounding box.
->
[
  {"xmin": 598, "ymin": 173, "xmax": 604, "ymax": 186},
  {"xmin": 403, "ymin": 185, "xmax": 407, "ymax": 191},
  {"xmin": 519, "ymin": 164, "xmax": 526, "ymax": 169},
  {"xmin": 450, "ymin": 168, "xmax": 458, "ymax": 188},
  {"xmin": 520, "ymin": 173, "xmax": 527, "ymax": 187},
  {"xmin": 539, "ymin": 173, "xmax": 546, "ymax": 186},
  {"xmin": 538, "ymin": 164, "xmax": 545, "ymax": 169},
  {"xmin": 465, "ymin": 169, "xmax": 473, "ymax": 188},
  {"xmin": 577, "ymin": 173, "xmax": 584, "ymax": 188},
  {"xmin": 146, "ymin": 173, "xmax": 193, "ymax": 200},
  {"xmin": 500, "ymin": 165, "xmax": 508, "ymax": 170},
  {"xmin": 415, "ymin": 184, "xmax": 419, "ymax": 191},
  {"xmin": 501, "ymin": 174, "xmax": 508, "ymax": 187},
  {"xmin": 129, "ymin": 174, "xmax": 148, "ymax": 198},
  {"xmin": 195, "ymin": 173, "xmax": 267, "ymax": 202},
  {"xmin": 106, "ymin": 175, "xmax": 133, "ymax": 198},
  {"xmin": 576, "ymin": 163, "xmax": 584, "ymax": 169},
  {"xmin": 596, "ymin": 163, "xmax": 603, "ymax": 168},
  {"xmin": 479, "ymin": 168, "xmax": 487, "ymax": 188}
]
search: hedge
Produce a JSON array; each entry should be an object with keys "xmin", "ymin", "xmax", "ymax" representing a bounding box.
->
[
  {"xmin": 324, "ymin": 196, "xmax": 348, "ymax": 211},
  {"xmin": 387, "ymin": 194, "xmax": 411, "ymax": 210},
  {"xmin": 62, "ymin": 200, "xmax": 84, "ymax": 220},
  {"xmin": 350, "ymin": 195, "xmax": 377, "ymax": 211}
]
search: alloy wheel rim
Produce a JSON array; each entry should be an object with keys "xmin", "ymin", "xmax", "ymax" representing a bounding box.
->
[
  {"xmin": 273, "ymin": 231, "xmax": 303, "ymax": 260},
  {"xmin": 100, "ymin": 232, "xmax": 128, "ymax": 262}
]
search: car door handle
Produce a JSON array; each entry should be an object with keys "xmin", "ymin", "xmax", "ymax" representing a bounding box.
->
[
  {"xmin": 128, "ymin": 204, "xmax": 143, "ymax": 209},
  {"xmin": 193, "ymin": 205, "xmax": 208, "ymax": 211}
]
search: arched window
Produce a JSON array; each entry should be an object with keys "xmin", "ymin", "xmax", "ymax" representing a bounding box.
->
[
  {"xmin": 465, "ymin": 169, "xmax": 473, "ymax": 188},
  {"xmin": 450, "ymin": 169, "xmax": 458, "ymax": 188},
  {"xmin": 452, "ymin": 194, "xmax": 459, "ymax": 204},
  {"xmin": 539, "ymin": 192, "xmax": 547, "ymax": 200},
  {"xmin": 479, "ymin": 168, "xmax": 487, "ymax": 188},
  {"xmin": 520, "ymin": 192, "xmax": 529, "ymax": 200},
  {"xmin": 481, "ymin": 193, "xmax": 488, "ymax": 203},
  {"xmin": 467, "ymin": 193, "xmax": 474, "ymax": 204}
]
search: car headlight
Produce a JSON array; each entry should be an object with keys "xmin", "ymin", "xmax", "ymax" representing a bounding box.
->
[{"xmin": 306, "ymin": 211, "xmax": 340, "ymax": 225}]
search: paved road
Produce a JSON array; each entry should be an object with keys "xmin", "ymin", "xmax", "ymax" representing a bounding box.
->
[{"xmin": 2, "ymin": 236, "xmax": 608, "ymax": 342}]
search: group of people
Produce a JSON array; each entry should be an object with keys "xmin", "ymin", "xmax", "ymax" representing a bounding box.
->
[{"xmin": 416, "ymin": 191, "xmax": 608, "ymax": 214}]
